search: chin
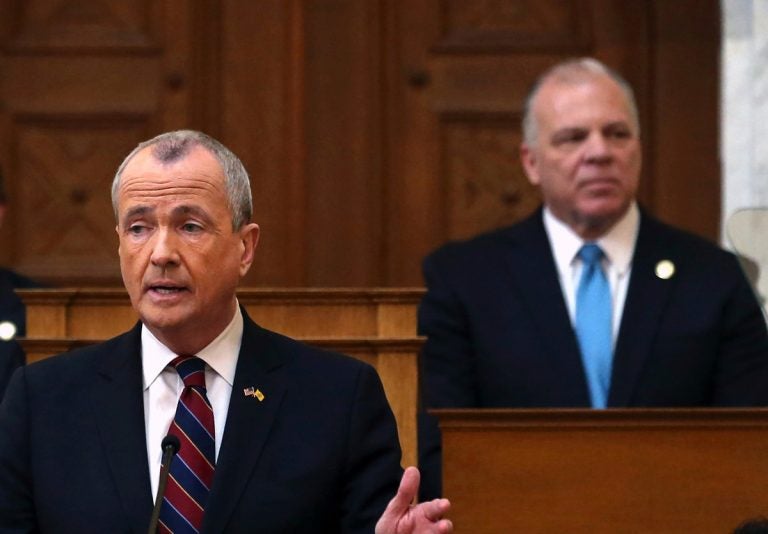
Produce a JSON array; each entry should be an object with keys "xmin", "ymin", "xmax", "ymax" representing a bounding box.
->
[
  {"xmin": 138, "ymin": 306, "xmax": 187, "ymax": 331},
  {"xmin": 584, "ymin": 195, "xmax": 629, "ymax": 215}
]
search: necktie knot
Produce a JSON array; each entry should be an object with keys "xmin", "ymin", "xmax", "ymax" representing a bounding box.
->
[
  {"xmin": 579, "ymin": 243, "xmax": 604, "ymax": 266},
  {"xmin": 170, "ymin": 355, "xmax": 207, "ymax": 389}
]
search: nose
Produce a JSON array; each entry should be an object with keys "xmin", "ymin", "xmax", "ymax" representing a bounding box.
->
[
  {"xmin": 583, "ymin": 132, "xmax": 612, "ymax": 164},
  {"xmin": 150, "ymin": 228, "xmax": 180, "ymax": 268}
]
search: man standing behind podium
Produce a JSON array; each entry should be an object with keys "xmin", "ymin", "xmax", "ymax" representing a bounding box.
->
[
  {"xmin": 0, "ymin": 130, "xmax": 451, "ymax": 533},
  {"xmin": 418, "ymin": 58, "xmax": 768, "ymax": 498}
]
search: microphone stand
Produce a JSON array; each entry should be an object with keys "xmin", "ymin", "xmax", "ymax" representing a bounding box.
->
[{"xmin": 147, "ymin": 435, "xmax": 181, "ymax": 534}]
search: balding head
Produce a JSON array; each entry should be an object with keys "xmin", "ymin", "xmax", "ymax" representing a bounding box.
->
[{"xmin": 522, "ymin": 58, "xmax": 639, "ymax": 147}]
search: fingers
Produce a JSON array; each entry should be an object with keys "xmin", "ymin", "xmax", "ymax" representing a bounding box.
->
[
  {"xmin": 375, "ymin": 467, "xmax": 453, "ymax": 534},
  {"xmin": 418, "ymin": 498, "xmax": 451, "ymax": 522}
]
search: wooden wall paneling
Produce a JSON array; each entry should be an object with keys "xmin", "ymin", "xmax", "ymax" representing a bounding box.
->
[
  {"xmin": 12, "ymin": 119, "xmax": 145, "ymax": 283},
  {"xmin": 0, "ymin": 0, "xmax": 723, "ymax": 287},
  {"xmin": 159, "ymin": 0, "xmax": 195, "ymax": 130},
  {"xmin": 384, "ymin": 0, "xmax": 443, "ymax": 286},
  {"xmin": 221, "ymin": 0, "xmax": 306, "ymax": 286},
  {"xmin": 649, "ymin": 0, "xmax": 720, "ymax": 240},
  {"xmin": 302, "ymin": 0, "xmax": 385, "ymax": 286},
  {"xmin": 0, "ymin": 0, "xmax": 202, "ymax": 286},
  {"xmin": 21, "ymin": 287, "xmax": 424, "ymax": 339}
]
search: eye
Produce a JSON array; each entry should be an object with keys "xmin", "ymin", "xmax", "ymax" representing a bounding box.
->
[
  {"xmin": 605, "ymin": 125, "xmax": 633, "ymax": 140},
  {"xmin": 181, "ymin": 222, "xmax": 204, "ymax": 233},
  {"xmin": 552, "ymin": 129, "xmax": 587, "ymax": 146},
  {"xmin": 127, "ymin": 223, "xmax": 148, "ymax": 236}
]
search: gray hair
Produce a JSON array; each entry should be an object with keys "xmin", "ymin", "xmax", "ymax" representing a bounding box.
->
[
  {"xmin": 521, "ymin": 57, "xmax": 640, "ymax": 147},
  {"xmin": 111, "ymin": 130, "xmax": 253, "ymax": 230}
]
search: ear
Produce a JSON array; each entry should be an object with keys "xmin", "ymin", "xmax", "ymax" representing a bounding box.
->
[
  {"xmin": 238, "ymin": 223, "xmax": 260, "ymax": 277},
  {"xmin": 520, "ymin": 142, "xmax": 540, "ymax": 186}
]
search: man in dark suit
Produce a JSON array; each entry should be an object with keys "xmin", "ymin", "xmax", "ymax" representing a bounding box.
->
[
  {"xmin": 418, "ymin": 57, "xmax": 768, "ymax": 499},
  {"xmin": 0, "ymin": 173, "xmax": 43, "ymax": 399},
  {"xmin": 0, "ymin": 130, "xmax": 452, "ymax": 533},
  {"xmin": 0, "ymin": 268, "xmax": 39, "ymax": 398}
]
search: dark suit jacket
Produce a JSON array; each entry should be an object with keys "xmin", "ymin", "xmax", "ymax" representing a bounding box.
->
[
  {"xmin": 0, "ymin": 310, "xmax": 403, "ymax": 533},
  {"xmin": 0, "ymin": 268, "xmax": 41, "ymax": 400},
  {"xmin": 417, "ymin": 208, "xmax": 768, "ymax": 498}
]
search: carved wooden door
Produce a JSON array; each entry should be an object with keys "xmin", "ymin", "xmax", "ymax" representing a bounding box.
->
[{"xmin": 0, "ymin": 0, "xmax": 201, "ymax": 285}]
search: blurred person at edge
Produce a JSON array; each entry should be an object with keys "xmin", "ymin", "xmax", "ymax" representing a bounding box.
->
[{"xmin": 0, "ymin": 169, "xmax": 43, "ymax": 400}]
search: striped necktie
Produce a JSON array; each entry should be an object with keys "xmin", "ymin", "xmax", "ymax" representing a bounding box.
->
[
  {"xmin": 159, "ymin": 356, "xmax": 215, "ymax": 533},
  {"xmin": 575, "ymin": 243, "xmax": 613, "ymax": 409}
]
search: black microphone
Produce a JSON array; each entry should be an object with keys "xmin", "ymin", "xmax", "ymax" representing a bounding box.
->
[{"xmin": 147, "ymin": 435, "xmax": 181, "ymax": 534}]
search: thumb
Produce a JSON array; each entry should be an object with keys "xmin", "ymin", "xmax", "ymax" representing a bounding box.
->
[
  {"xmin": 376, "ymin": 467, "xmax": 420, "ymax": 533},
  {"xmin": 392, "ymin": 466, "xmax": 419, "ymax": 510}
]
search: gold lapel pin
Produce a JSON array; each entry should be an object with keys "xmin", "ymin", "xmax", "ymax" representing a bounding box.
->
[
  {"xmin": 655, "ymin": 259, "xmax": 675, "ymax": 280},
  {"xmin": 243, "ymin": 386, "xmax": 265, "ymax": 402}
]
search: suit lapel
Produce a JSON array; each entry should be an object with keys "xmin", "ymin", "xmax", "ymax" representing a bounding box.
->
[
  {"xmin": 89, "ymin": 324, "xmax": 153, "ymax": 534},
  {"xmin": 203, "ymin": 314, "xmax": 288, "ymax": 533},
  {"xmin": 609, "ymin": 214, "xmax": 678, "ymax": 406},
  {"xmin": 502, "ymin": 211, "xmax": 591, "ymax": 405}
]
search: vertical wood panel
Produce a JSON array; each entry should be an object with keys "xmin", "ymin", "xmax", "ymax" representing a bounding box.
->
[
  {"xmin": 649, "ymin": 0, "xmax": 721, "ymax": 239},
  {"xmin": 220, "ymin": 0, "xmax": 305, "ymax": 286},
  {"xmin": 384, "ymin": 0, "xmax": 443, "ymax": 285},
  {"xmin": 303, "ymin": 0, "xmax": 385, "ymax": 286}
]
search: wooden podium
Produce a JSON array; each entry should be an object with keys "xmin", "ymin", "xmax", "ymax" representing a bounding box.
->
[{"xmin": 434, "ymin": 409, "xmax": 768, "ymax": 533}]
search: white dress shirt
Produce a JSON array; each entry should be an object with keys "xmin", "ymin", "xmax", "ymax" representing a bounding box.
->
[
  {"xmin": 543, "ymin": 203, "xmax": 640, "ymax": 345},
  {"xmin": 142, "ymin": 304, "xmax": 243, "ymax": 500}
]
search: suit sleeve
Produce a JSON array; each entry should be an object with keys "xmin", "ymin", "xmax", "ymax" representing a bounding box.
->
[
  {"xmin": 340, "ymin": 364, "xmax": 403, "ymax": 533},
  {"xmin": 712, "ymin": 254, "xmax": 768, "ymax": 405},
  {"xmin": 0, "ymin": 366, "xmax": 37, "ymax": 532},
  {"xmin": 419, "ymin": 251, "xmax": 480, "ymax": 409},
  {"xmin": 417, "ymin": 251, "xmax": 480, "ymax": 500}
]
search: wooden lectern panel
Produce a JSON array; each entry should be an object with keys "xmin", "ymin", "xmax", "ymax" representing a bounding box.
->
[
  {"xmin": 435, "ymin": 409, "xmax": 768, "ymax": 533},
  {"xmin": 19, "ymin": 287, "xmax": 423, "ymax": 339}
]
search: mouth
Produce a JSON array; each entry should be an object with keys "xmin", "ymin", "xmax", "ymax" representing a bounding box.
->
[
  {"xmin": 579, "ymin": 177, "xmax": 620, "ymax": 193},
  {"xmin": 145, "ymin": 282, "xmax": 189, "ymax": 296},
  {"xmin": 151, "ymin": 286, "xmax": 186, "ymax": 294}
]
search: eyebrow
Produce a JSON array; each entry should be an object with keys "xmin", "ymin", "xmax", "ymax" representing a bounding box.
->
[
  {"xmin": 122, "ymin": 205, "xmax": 154, "ymax": 224},
  {"xmin": 550, "ymin": 127, "xmax": 586, "ymax": 142},
  {"xmin": 120, "ymin": 204, "xmax": 213, "ymax": 226},
  {"xmin": 171, "ymin": 205, "xmax": 212, "ymax": 222}
]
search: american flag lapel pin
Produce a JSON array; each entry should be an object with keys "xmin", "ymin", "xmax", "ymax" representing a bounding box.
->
[{"xmin": 243, "ymin": 386, "xmax": 265, "ymax": 402}]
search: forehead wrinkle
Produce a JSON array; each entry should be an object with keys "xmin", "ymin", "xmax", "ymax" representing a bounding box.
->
[{"xmin": 120, "ymin": 174, "xmax": 222, "ymax": 196}]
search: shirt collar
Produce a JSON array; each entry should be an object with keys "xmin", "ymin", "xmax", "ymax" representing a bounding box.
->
[
  {"xmin": 543, "ymin": 202, "xmax": 639, "ymax": 275},
  {"xmin": 142, "ymin": 303, "xmax": 244, "ymax": 390}
]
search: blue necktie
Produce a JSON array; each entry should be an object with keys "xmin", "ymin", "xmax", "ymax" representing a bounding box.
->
[{"xmin": 575, "ymin": 243, "xmax": 612, "ymax": 408}]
